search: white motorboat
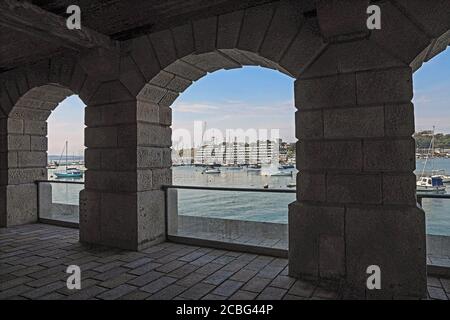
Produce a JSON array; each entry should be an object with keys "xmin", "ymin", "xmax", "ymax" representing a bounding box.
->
[
  {"xmin": 203, "ymin": 168, "xmax": 221, "ymax": 174},
  {"xmin": 286, "ymin": 182, "xmax": 296, "ymax": 188},
  {"xmin": 416, "ymin": 176, "xmax": 446, "ymax": 193},
  {"xmin": 270, "ymin": 171, "xmax": 292, "ymax": 177}
]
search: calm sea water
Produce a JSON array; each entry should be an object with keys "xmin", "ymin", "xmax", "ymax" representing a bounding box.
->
[{"xmin": 48, "ymin": 159, "xmax": 450, "ymax": 236}]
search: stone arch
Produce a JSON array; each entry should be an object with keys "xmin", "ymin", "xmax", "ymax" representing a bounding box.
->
[
  {"xmin": 130, "ymin": 0, "xmax": 328, "ymax": 162},
  {"xmin": 125, "ymin": 0, "xmax": 327, "ymax": 96},
  {"xmin": 0, "ymin": 54, "xmax": 93, "ymax": 227},
  {"xmin": 78, "ymin": 0, "xmax": 326, "ymax": 251}
]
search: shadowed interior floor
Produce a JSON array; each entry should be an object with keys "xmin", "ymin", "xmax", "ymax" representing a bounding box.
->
[{"xmin": 0, "ymin": 224, "xmax": 448, "ymax": 300}]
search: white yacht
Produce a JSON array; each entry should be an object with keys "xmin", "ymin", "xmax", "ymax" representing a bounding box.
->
[
  {"xmin": 203, "ymin": 167, "xmax": 220, "ymax": 174},
  {"xmin": 416, "ymin": 176, "xmax": 446, "ymax": 193}
]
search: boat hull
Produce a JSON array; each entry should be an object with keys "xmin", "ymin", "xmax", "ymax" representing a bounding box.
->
[
  {"xmin": 270, "ymin": 171, "xmax": 292, "ymax": 177},
  {"xmin": 54, "ymin": 172, "xmax": 83, "ymax": 178},
  {"xmin": 204, "ymin": 170, "xmax": 220, "ymax": 174}
]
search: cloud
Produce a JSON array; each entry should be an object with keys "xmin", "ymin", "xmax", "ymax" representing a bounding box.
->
[
  {"xmin": 173, "ymin": 102, "xmax": 220, "ymax": 113},
  {"xmin": 415, "ymin": 117, "xmax": 450, "ymax": 133},
  {"xmin": 171, "ymin": 98, "xmax": 297, "ymax": 144}
]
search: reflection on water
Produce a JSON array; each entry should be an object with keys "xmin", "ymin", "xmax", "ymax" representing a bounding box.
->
[
  {"xmin": 48, "ymin": 160, "xmax": 450, "ymax": 236},
  {"xmin": 416, "ymin": 158, "xmax": 450, "ymax": 236},
  {"xmin": 173, "ymin": 166, "xmax": 295, "ymax": 224}
]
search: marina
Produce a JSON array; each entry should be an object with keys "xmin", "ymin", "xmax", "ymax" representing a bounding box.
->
[{"xmin": 47, "ymin": 159, "xmax": 450, "ymax": 236}]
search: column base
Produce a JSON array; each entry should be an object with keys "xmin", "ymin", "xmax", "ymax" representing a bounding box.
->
[
  {"xmin": 288, "ymin": 201, "xmax": 427, "ymax": 299},
  {"xmin": 79, "ymin": 189, "xmax": 166, "ymax": 251},
  {"xmin": 0, "ymin": 184, "xmax": 38, "ymax": 227}
]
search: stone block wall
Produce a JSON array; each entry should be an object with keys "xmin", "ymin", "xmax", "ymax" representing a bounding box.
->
[
  {"xmin": 0, "ymin": 0, "xmax": 449, "ymax": 299},
  {"xmin": 0, "ymin": 54, "xmax": 92, "ymax": 226}
]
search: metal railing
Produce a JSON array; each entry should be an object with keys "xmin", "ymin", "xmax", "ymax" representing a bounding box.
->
[
  {"xmin": 34, "ymin": 180, "xmax": 450, "ymax": 223},
  {"xmin": 161, "ymin": 185, "xmax": 295, "ymax": 257},
  {"xmin": 35, "ymin": 179, "xmax": 84, "ymax": 228},
  {"xmin": 417, "ymin": 193, "xmax": 450, "ymax": 206},
  {"xmin": 35, "ymin": 179, "xmax": 84, "ymax": 185},
  {"xmin": 161, "ymin": 184, "xmax": 296, "ymax": 193}
]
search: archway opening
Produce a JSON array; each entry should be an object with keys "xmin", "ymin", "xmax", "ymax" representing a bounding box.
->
[
  {"xmin": 0, "ymin": 82, "xmax": 87, "ymax": 227},
  {"xmin": 413, "ymin": 47, "xmax": 450, "ymax": 263},
  {"xmin": 166, "ymin": 64, "xmax": 296, "ymax": 251},
  {"xmin": 42, "ymin": 94, "xmax": 86, "ymax": 224}
]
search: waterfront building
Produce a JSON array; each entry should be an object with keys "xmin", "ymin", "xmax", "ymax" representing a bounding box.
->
[{"xmin": 192, "ymin": 138, "xmax": 282, "ymax": 165}]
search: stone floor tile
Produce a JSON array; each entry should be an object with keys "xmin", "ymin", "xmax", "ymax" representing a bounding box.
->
[
  {"xmin": 441, "ymin": 278, "xmax": 450, "ymax": 292},
  {"xmin": 270, "ymin": 275, "xmax": 296, "ymax": 289},
  {"xmin": 127, "ymin": 271, "xmax": 164, "ymax": 287},
  {"xmin": 202, "ymin": 293, "xmax": 227, "ymax": 300},
  {"xmin": 229, "ymin": 290, "xmax": 258, "ymax": 300},
  {"xmin": 146, "ymin": 284, "xmax": 187, "ymax": 300},
  {"xmin": 123, "ymin": 257, "xmax": 153, "ymax": 269},
  {"xmin": 97, "ymin": 284, "xmax": 137, "ymax": 300},
  {"xmin": 38, "ymin": 292, "xmax": 66, "ymax": 300},
  {"xmin": 0, "ymin": 276, "xmax": 33, "ymax": 291},
  {"xmin": 156, "ymin": 259, "xmax": 186, "ymax": 273},
  {"xmin": 168, "ymin": 263, "xmax": 199, "ymax": 278},
  {"xmin": 98, "ymin": 273, "xmax": 136, "ymax": 289},
  {"xmin": 230, "ymin": 269, "xmax": 258, "ymax": 282},
  {"xmin": 128, "ymin": 262, "xmax": 163, "ymax": 276},
  {"xmin": 0, "ymin": 285, "xmax": 33, "ymax": 300},
  {"xmin": 256, "ymin": 286, "xmax": 287, "ymax": 300},
  {"xmin": 428, "ymin": 286, "xmax": 449, "ymax": 300},
  {"xmin": 140, "ymin": 276, "xmax": 178, "ymax": 294},
  {"xmin": 288, "ymin": 280, "xmax": 317, "ymax": 298},
  {"xmin": 242, "ymin": 276, "xmax": 271, "ymax": 293},
  {"xmin": 92, "ymin": 267, "xmax": 128, "ymax": 281},
  {"xmin": 283, "ymin": 294, "xmax": 305, "ymax": 300},
  {"xmin": 195, "ymin": 262, "xmax": 224, "ymax": 275},
  {"xmin": 65, "ymin": 285, "xmax": 108, "ymax": 300},
  {"xmin": 427, "ymin": 276, "xmax": 442, "ymax": 288},
  {"xmin": 176, "ymin": 272, "xmax": 208, "ymax": 288},
  {"xmin": 119, "ymin": 290, "xmax": 152, "ymax": 300},
  {"xmin": 179, "ymin": 282, "xmax": 216, "ymax": 300},
  {"xmin": 203, "ymin": 270, "xmax": 234, "ymax": 285},
  {"xmin": 21, "ymin": 280, "xmax": 66, "ymax": 299},
  {"xmin": 212, "ymin": 280, "xmax": 244, "ymax": 297}
]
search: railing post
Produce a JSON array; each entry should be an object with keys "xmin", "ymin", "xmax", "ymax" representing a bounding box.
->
[{"xmin": 35, "ymin": 181, "xmax": 40, "ymax": 221}]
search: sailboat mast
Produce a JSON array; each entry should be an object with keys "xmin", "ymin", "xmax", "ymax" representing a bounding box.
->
[
  {"xmin": 66, "ymin": 140, "xmax": 68, "ymax": 170},
  {"xmin": 432, "ymin": 126, "xmax": 435, "ymax": 172}
]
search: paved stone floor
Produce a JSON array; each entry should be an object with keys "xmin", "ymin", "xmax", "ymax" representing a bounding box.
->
[{"xmin": 0, "ymin": 224, "xmax": 449, "ymax": 300}]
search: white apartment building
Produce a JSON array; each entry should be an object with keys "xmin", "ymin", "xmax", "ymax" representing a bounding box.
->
[{"xmin": 192, "ymin": 139, "xmax": 280, "ymax": 165}]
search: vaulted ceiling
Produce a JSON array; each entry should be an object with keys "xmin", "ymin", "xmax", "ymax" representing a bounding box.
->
[{"xmin": 0, "ymin": 0, "xmax": 316, "ymax": 71}]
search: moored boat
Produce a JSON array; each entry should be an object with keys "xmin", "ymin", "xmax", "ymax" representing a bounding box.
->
[
  {"xmin": 416, "ymin": 176, "xmax": 446, "ymax": 193},
  {"xmin": 247, "ymin": 164, "xmax": 261, "ymax": 172},
  {"xmin": 203, "ymin": 167, "xmax": 221, "ymax": 174},
  {"xmin": 270, "ymin": 171, "xmax": 292, "ymax": 177},
  {"xmin": 54, "ymin": 168, "xmax": 83, "ymax": 178},
  {"xmin": 286, "ymin": 182, "xmax": 296, "ymax": 188},
  {"xmin": 53, "ymin": 141, "xmax": 83, "ymax": 179}
]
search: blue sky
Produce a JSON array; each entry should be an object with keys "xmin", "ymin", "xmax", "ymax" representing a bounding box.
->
[
  {"xmin": 47, "ymin": 49, "xmax": 450, "ymax": 154},
  {"xmin": 412, "ymin": 48, "xmax": 450, "ymax": 133}
]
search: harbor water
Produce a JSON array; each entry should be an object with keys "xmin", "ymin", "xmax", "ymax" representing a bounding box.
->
[{"xmin": 47, "ymin": 159, "xmax": 450, "ymax": 236}]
